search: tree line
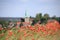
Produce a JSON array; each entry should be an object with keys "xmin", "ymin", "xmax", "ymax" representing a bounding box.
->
[{"xmin": 31, "ymin": 13, "xmax": 60, "ymax": 25}]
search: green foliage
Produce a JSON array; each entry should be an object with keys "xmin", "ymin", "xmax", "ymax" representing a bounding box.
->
[
  {"xmin": 51, "ymin": 16, "xmax": 60, "ymax": 23},
  {"xmin": 36, "ymin": 13, "xmax": 42, "ymax": 20},
  {"xmin": 35, "ymin": 13, "xmax": 50, "ymax": 24},
  {"xmin": 0, "ymin": 21, "xmax": 9, "ymax": 27},
  {"xmin": 56, "ymin": 17, "xmax": 60, "ymax": 23},
  {"xmin": 41, "ymin": 17, "xmax": 47, "ymax": 24},
  {"xmin": 44, "ymin": 13, "xmax": 49, "ymax": 19}
]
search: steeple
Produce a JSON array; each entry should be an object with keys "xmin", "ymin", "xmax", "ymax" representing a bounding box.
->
[
  {"xmin": 25, "ymin": 10, "xmax": 29, "ymax": 18},
  {"xmin": 25, "ymin": 10, "xmax": 30, "ymax": 23},
  {"xmin": 25, "ymin": 10, "xmax": 27, "ymax": 17}
]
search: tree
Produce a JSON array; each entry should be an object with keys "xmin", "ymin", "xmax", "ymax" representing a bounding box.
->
[
  {"xmin": 52, "ymin": 16, "xmax": 60, "ymax": 23},
  {"xmin": 36, "ymin": 13, "xmax": 42, "ymax": 20},
  {"xmin": 44, "ymin": 13, "xmax": 49, "ymax": 19},
  {"xmin": 42, "ymin": 13, "xmax": 50, "ymax": 24},
  {"xmin": 40, "ymin": 17, "xmax": 47, "ymax": 24},
  {"xmin": 52, "ymin": 15, "xmax": 56, "ymax": 19}
]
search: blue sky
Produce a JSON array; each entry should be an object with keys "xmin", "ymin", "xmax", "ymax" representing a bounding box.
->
[{"xmin": 0, "ymin": 0, "xmax": 60, "ymax": 17}]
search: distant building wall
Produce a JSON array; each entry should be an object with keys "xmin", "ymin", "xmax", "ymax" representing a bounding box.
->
[{"xmin": 25, "ymin": 17, "xmax": 30, "ymax": 23}]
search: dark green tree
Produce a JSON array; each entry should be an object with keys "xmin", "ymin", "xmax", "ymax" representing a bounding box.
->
[
  {"xmin": 36, "ymin": 13, "xmax": 42, "ymax": 20},
  {"xmin": 44, "ymin": 13, "xmax": 49, "ymax": 19},
  {"xmin": 42, "ymin": 13, "xmax": 50, "ymax": 24}
]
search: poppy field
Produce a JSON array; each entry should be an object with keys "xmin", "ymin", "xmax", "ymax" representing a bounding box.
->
[{"xmin": 0, "ymin": 21, "xmax": 60, "ymax": 40}]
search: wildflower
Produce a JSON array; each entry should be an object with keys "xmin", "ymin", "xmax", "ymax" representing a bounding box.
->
[
  {"xmin": 24, "ymin": 31, "xmax": 27, "ymax": 37},
  {"xmin": 0, "ymin": 27, "xmax": 3, "ymax": 31},
  {"xmin": 19, "ymin": 37, "xmax": 22, "ymax": 40},
  {"xmin": 18, "ymin": 30, "xmax": 20, "ymax": 33},
  {"xmin": 0, "ymin": 33, "xmax": 4, "ymax": 37},
  {"xmin": 5, "ymin": 37, "xmax": 9, "ymax": 40},
  {"xmin": 32, "ymin": 38, "xmax": 35, "ymax": 40},
  {"xmin": 8, "ymin": 30, "xmax": 13, "ymax": 36}
]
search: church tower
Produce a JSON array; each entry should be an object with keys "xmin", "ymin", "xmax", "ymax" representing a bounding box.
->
[{"xmin": 25, "ymin": 11, "xmax": 30, "ymax": 23}]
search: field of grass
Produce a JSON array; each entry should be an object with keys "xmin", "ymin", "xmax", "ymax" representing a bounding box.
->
[{"xmin": 0, "ymin": 21, "xmax": 60, "ymax": 40}]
